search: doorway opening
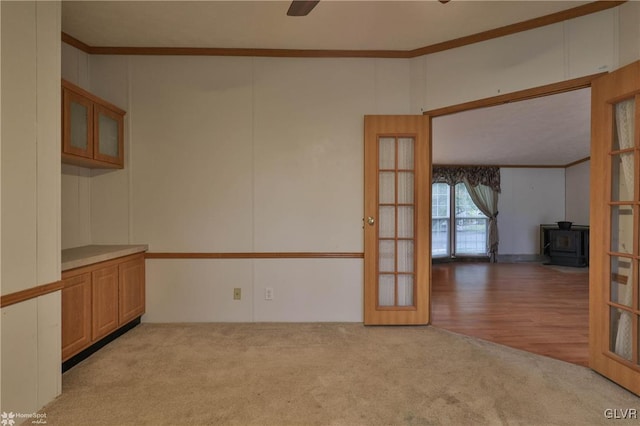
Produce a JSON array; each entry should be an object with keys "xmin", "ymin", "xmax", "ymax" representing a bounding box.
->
[{"xmin": 426, "ymin": 75, "xmax": 598, "ymax": 366}]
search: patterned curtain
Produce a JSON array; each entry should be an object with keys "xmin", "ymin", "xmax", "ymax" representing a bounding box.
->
[{"xmin": 432, "ymin": 166, "xmax": 501, "ymax": 193}]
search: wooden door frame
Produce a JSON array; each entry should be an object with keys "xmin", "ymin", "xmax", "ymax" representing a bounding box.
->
[
  {"xmin": 422, "ymin": 74, "xmax": 603, "ymax": 321},
  {"xmin": 423, "ymin": 73, "xmax": 605, "ymax": 119},
  {"xmin": 363, "ymin": 73, "xmax": 603, "ymax": 326}
]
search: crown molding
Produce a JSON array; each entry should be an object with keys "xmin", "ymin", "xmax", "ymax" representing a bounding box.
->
[{"xmin": 408, "ymin": 1, "xmax": 625, "ymax": 57}]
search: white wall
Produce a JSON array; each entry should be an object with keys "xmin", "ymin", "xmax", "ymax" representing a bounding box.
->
[
  {"xmin": 128, "ymin": 56, "xmax": 407, "ymax": 322},
  {"xmin": 413, "ymin": 8, "xmax": 616, "ymax": 112},
  {"xmin": 565, "ymin": 160, "xmax": 590, "ymax": 226},
  {"xmin": 61, "ymin": 43, "xmax": 92, "ymax": 249},
  {"xmin": 61, "ymin": 46, "xmax": 132, "ymax": 248},
  {"xmin": 144, "ymin": 259, "xmax": 362, "ymax": 322},
  {"xmin": 61, "ymin": 164, "xmax": 91, "ymax": 249},
  {"xmin": 498, "ymin": 168, "xmax": 565, "ymax": 256},
  {"xmin": 88, "ymin": 55, "xmax": 131, "ymax": 245},
  {"xmin": 1, "ymin": 1, "xmax": 61, "ymax": 415},
  {"xmin": 619, "ymin": 1, "xmax": 640, "ymax": 68}
]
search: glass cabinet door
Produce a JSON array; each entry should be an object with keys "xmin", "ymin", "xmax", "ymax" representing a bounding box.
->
[
  {"xmin": 93, "ymin": 104, "xmax": 124, "ymax": 165},
  {"xmin": 63, "ymin": 88, "xmax": 93, "ymax": 159},
  {"xmin": 62, "ymin": 80, "xmax": 126, "ymax": 169}
]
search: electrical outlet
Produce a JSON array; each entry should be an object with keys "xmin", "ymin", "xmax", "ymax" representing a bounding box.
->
[
  {"xmin": 233, "ymin": 288, "xmax": 241, "ymax": 300},
  {"xmin": 265, "ymin": 287, "xmax": 274, "ymax": 301}
]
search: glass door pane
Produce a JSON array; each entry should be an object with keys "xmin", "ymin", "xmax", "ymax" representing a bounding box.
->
[
  {"xmin": 63, "ymin": 87, "xmax": 93, "ymax": 159},
  {"xmin": 93, "ymin": 104, "xmax": 123, "ymax": 165},
  {"xmin": 98, "ymin": 113, "xmax": 120, "ymax": 158},
  {"xmin": 607, "ymin": 97, "xmax": 639, "ymax": 367},
  {"xmin": 70, "ymin": 101, "xmax": 90, "ymax": 151},
  {"xmin": 377, "ymin": 136, "xmax": 416, "ymax": 308}
]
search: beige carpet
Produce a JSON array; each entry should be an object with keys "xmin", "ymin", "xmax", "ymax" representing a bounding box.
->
[{"xmin": 41, "ymin": 323, "xmax": 638, "ymax": 426}]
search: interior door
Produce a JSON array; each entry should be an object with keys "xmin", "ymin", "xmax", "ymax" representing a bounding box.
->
[
  {"xmin": 590, "ymin": 60, "xmax": 640, "ymax": 395},
  {"xmin": 364, "ymin": 115, "xmax": 430, "ymax": 325}
]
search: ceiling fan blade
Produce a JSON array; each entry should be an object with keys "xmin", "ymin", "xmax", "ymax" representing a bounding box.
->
[{"xmin": 287, "ymin": 0, "xmax": 320, "ymax": 16}]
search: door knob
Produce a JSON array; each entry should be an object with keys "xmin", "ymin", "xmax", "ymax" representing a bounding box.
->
[{"xmin": 367, "ymin": 216, "xmax": 375, "ymax": 226}]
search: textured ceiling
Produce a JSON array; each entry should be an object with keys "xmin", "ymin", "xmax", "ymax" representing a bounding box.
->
[
  {"xmin": 432, "ymin": 88, "xmax": 591, "ymax": 166},
  {"xmin": 61, "ymin": 1, "xmax": 591, "ymax": 51}
]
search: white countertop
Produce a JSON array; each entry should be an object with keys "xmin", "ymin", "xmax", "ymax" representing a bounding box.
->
[{"xmin": 62, "ymin": 244, "xmax": 148, "ymax": 271}]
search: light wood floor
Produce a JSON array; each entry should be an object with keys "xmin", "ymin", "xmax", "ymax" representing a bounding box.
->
[{"xmin": 431, "ymin": 262, "xmax": 589, "ymax": 366}]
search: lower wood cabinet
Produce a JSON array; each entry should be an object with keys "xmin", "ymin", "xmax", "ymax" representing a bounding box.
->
[
  {"xmin": 61, "ymin": 273, "xmax": 92, "ymax": 361},
  {"xmin": 91, "ymin": 265, "xmax": 119, "ymax": 341},
  {"xmin": 61, "ymin": 253, "xmax": 145, "ymax": 362},
  {"xmin": 118, "ymin": 257, "xmax": 145, "ymax": 325}
]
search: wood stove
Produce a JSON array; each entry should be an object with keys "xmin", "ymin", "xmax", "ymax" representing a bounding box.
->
[{"xmin": 547, "ymin": 228, "xmax": 589, "ymax": 267}]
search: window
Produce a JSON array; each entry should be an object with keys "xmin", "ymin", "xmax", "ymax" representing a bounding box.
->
[{"xmin": 432, "ymin": 183, "xmax": 488, "ymax": 257}]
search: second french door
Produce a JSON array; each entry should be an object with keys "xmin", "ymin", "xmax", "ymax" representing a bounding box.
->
[{"xmin": 590, "ymin": 60, "xmax": 640, "ymax": 396}]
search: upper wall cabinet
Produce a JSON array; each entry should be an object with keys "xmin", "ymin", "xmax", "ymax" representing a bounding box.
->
[{"xmin": 62, "ymin": 79, "xmax": 125, "ymax": 169}]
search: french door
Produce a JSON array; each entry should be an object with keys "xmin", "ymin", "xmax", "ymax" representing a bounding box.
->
[
  {"xmin": 364, "ymin": 115, "xmax": 430, "ymax": 325},
  {"xmin": 590, "ymin": 60, "xmax": 640, "ymax": 395}
]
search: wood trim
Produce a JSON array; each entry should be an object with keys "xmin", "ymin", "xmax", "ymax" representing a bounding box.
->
[
  {"xmin": 433, "ymin": 160, "xmax": 591, "ymax": 168},
  {"xmin": 408, "ymin": 1, "xmax": 625, "ymax": 57},
  {"xmin": 1, "ymin": 280, "xmax": 64, "ymax": 308},
  {"xmin": 425, "ymin": 73, "xmax": 606, "ymax": 118},
  {"xmin": 145, "ymin": 252, "xmax": 364, "ymax": 259},
  {"xmin": 89, "ymin": 46, "xmax": 410, "ymax": 59},
  {"xmin": 61, "ymin": 152, "xmax": 123, "ymax": 169},
  {"xmin": 434, "ymin": 163, "xmax": 566, "ymax": 169},
  {"xmin": 60, "ymin": 1, "xmax": 625, "ymax": 59},
  {"xmin": 565, "ymin": 157, "xmax": 591, "ymax": 168},
  {"xmin": 62, "ymin": 79, "xmax": 126, "ymax": 115},
  {"xmin": 63, "ymin": 253, "xmax": 145, "ymax": 278},
  {"xmin": 62, "ymin": 32, "xmax": 92, "ymax": 52}
]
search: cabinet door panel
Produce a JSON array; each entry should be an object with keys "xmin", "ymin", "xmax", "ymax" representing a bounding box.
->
[
  {"xmin": 91, "ymin": 265, "xmax": 119, "ymax": 341},
  {"xmin": 119, "ymin": 256, "xmax": 145, "ymax": 325},
  {"xmin": 93, "ymin": 104, "xmax": 124, "ymax": 166},
  {"xmin": 61, "ymin": 273, "xmax": 92, "ymax": 361},
  {"xmin": 62, "ymin": 88, "xmax": 93, "ymax": 158}
]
